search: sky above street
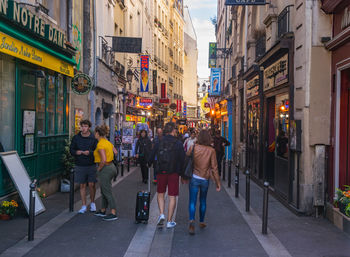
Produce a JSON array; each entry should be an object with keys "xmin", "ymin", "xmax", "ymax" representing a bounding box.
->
[{"xmin": 185, "ymin": 0, "xmax": 217, "ymax": 79}]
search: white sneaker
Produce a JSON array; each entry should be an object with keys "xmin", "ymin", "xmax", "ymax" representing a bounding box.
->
[
  {"xmin": 78, "ymin": 205, "xmax": 87, "ymax": 214},
  {"xmin": 90, "ymin": 202, "xmax": 96, "ymax": 212},
  {"xmin": 166, "ymin": 221, "xmax": 176, "ymax": 228},
  {"xmin": 157, "ymin": 214, "xmax": 165, "ymax": 226}
]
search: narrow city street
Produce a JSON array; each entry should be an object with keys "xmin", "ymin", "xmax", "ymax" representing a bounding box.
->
[
  {"xmin": 1, "ymin": 166, "xmax": 349, "ymax": 257},
  {"xmin": 1, "ymin": 0, "xmax": 350, "ymax": 256}
]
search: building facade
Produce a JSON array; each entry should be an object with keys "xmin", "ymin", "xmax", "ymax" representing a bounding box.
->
[
  {"xmin": 0, "ymin": 0, "xmax": 76, "ymax": 196},
  {"xmin": 183, "ymin": 6, "xmax": 198, "ymax": 120},
  {"xmin": 216, "ymin": 0, "xmax": 332, "ymax": 214}
]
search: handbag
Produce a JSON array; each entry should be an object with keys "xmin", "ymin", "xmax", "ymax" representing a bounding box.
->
[{"xmin": 183, "ymin": 145, "xmax": 195, "ymax": 179}]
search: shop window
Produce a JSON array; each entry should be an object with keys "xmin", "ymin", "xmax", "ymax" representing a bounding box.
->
[
  {"xmin": 0, "ymin": 54, "xmax": 15, "ymax": 151},
  {"xmin": 57, "ymin": 75, "xmax": 64, "ymax": 133},
  {"xmin": 37, "ymin": 77, "xmax": 46, "ymax": 136},
  {"xmin": 275, "ymin": 94, "xmax": 289, "ymax": 159},
  {"xmin": 47, "ymin": 75, "xmax": 56, "ymax": 135}
]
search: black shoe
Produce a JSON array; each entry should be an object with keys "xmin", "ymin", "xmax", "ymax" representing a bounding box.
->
[
  {"xmin": 103, "ymin": 214, "xmax": 119, "ymax": 221},
  {"xmin": 94, "ymin": 210, "xmax": 106, "ymax": 217}
]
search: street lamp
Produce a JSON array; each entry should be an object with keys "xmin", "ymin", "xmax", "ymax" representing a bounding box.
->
[
  {"xmin": 127, "ymin": 69, "xmax": 133, "ymax": 90},
  {"xmin": 126, "ymin": 69, "xmax": 133, "ymax": 84}
]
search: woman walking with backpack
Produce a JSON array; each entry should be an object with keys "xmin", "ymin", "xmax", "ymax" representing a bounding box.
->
[
  {"xmin": 186, "ymin": 129, "xmax": 221, "ymax": 235},
  {"xmin": 135, "ymin": 130, "xmax": 152, "ymax": 183}
]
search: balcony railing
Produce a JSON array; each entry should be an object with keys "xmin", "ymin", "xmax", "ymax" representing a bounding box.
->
[
  {"xmin": 255, "ymin": 36, "xmax": 266, "ymax": 60},
  {"xmin": 278, "ymin": 6, "xmax": 292, "ymax": 38}
]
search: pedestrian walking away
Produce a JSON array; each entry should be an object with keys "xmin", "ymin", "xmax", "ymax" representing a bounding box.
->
[
  {"xmin": 185, "ymin": 129, "xmax": 221, "ymax": 235},
  {"xmin": 93, "ymin": 124, "xmax": 119, "ymax": 221},
  {"xmin": 135, "ymin": 130, "xmax": 152, "ymax": 184},
  {"xmin": 70, "ymin": 119, "xmax": 98, "ymax": 214},
  {"xmin": 152, "ymin": 127, "xmax": 163, "ymax": 184},
  {"xmin": 149, "ymin": 122, "xmax": 185, "ymax": 229},
  {"xmin": 213, "ymin": 130, "xmax": 230, "ymax": 176}
]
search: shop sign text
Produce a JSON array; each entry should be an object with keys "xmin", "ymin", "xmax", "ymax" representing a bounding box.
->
[
  {"xmin": 264, "ymin": 54, "xmax": 288, "ymax": 91},
  {"xmin": 0, "ymin": 31, "xmax": 73, "ymax": 76},
  {"xmin": 0, "ymin": 0, "xmax": 66, "ymax": 49},
  {"xmin": 246, "ymin": 75, "xmax": 259, "ymax": 99}
]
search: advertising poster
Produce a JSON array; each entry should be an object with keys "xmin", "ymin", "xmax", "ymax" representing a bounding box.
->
[
  {"xmin": 74, "ymin": 109, "xmax": 84, "ymax": 134},
  {"xmin": 210, "ymin": 68, "xmax": 221, "ymax": 96},
  {"xmin": 140, "ymin": 55, "xmax": 149, "ymax": 92},
  {"xmin": 23, "ymin": 110, "xmax": 36, "ymax": 135}
]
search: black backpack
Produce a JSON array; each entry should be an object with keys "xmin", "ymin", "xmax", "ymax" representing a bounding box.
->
[{"xmin": 157, "ymin": 139, "xmax": 177, "ymax": 174}]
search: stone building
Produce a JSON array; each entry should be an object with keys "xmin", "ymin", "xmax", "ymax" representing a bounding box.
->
[{"xmin": 216, "ymin": 0, "xmax": 332, "ymax": 214}]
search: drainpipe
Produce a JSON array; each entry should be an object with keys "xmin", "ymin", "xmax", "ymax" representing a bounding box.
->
[
  {"xmin": 90, "ymin": 0, "xmax": 97, "ymax": 129},
  {"xmin": 243, "ymin": 5, "xmax": 248, "ymax": 168}
]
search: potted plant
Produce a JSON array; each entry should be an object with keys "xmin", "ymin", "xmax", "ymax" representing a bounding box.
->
[
  {"xmin": 62, "ymin": 138, "xmax": 75, "ymax": 179},
  {"xmin": 0, "ymin": 200, "xmax": 18, "ymax": 220},
  {"xmin": 334, "ymin": 186, "xmax": 350, "ymax": 217}
]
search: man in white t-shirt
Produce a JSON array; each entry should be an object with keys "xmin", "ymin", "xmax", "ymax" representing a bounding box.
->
[{"xmin": 183, "ymin": 131, "xmax": 197, "ymax": 152}]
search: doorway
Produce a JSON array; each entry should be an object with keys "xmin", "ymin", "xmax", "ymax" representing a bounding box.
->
[
  {"xmin": 339, "ymin": 69, "xmax": 350, "ymax": 189},
  {"xmin": 265, "ymin": 97, "xmax": 275, "ymax": 185}
]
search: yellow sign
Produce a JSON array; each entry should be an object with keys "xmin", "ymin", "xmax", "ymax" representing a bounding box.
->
[{"xmin": 0, "ymin": 31, "xmax": 74, "ymax": 77}]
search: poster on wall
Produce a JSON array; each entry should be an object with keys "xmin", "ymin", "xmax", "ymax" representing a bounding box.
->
[
  {"xmin": 210, "ymin": 68, "xmax": 221, "ymax": 96},
  {"xmin": 74, "ymin": 109, "xmax": 84, "ymax": 134},
  {"xmin": 140, "ymin": 55, "xmax": 149, "ymax": 92},
  {"xmin": 23, "ymin": 110, "xmax": 35, "ymax": 135}
]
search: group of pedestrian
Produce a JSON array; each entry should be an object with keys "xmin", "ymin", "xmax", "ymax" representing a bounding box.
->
[
  {"xmin": 70, "ymin": 119, "xmax": 230, "ymax": 234},
  {"xmin": 70, "ymin": 120, "xmax": 118, "ymax": 221}
]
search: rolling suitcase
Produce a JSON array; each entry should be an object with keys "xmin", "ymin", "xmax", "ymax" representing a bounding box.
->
[{"xmin": 135, "ymin": 167, "xmax": 151, "ymax": 224}]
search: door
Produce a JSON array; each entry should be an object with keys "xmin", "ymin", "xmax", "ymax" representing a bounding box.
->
[
  {"xmin": 18, "ymin": 67, "xmax": 37, "ymax": 178},
  {"xmin": 265, "ymin": 97, "xmax": 275, "ymax": 185},
  {"xmin": 339, "ymin": 69, "xmax": 350, "ymax": 189}
]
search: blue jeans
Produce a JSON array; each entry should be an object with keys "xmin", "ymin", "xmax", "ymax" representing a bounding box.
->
[{"xmin": 189, "ymin": 177, "xmax": 209, "ymax": 222}]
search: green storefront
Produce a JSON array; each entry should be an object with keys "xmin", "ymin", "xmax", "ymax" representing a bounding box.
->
[{"xmin": 0, "ymin": 2, "xmax": 75, "ymax": 197}]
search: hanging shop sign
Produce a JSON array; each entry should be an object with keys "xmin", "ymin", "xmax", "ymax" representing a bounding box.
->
[
  {"xmin": 139, "ymin": 98, "xmax": 153, "ymax": 107},
  {"xmin": 153, "ymin": 70, "xmax": 157, "ymax": 94},
  {"xmin": 183, "ymin": 102, "xmax": 187, "ymax": 117},
  {"xmin": 159, "ymin": 98, "xmax": 170, "ymax": 104},
  {"xmin": 0, "ymin": 0, "xmax": 66, "ymax": 49},
  {"xmin": 112, "ymin": 37, "xmax": 142, "ymax": 53},
  {"xmin": 140, "ymin": 55, "xmax": 149, "ymax": 92},
  {"xmin": 210, "ymin": 68, "xmax": 221, "ymax": 96},
  {"xmin": 225, "ymin": 0, "xmax": 266, "ymax": 5},
  {"xmin": 263, "ymin": 54, "xmax": 288, "ymax": 91},
  {"xmin": 176, "ymin": 100, "xmax": 182, "ymax": 113},
  {"xmin": 208, "ymin": 42, "xmax": 217, "ymax": 68},
  {"xmin": 246, "ymin": 75, "xmax": 259, "ymax": 99},
  {"xmin": 0, "ymin": 31, "xmax": 74, "ymax": 77},
  {"xmin": 170, "ymin": 103, "xmax": 177, "ymax": 110},
  {"xmin": 71, "ymin": 73, "xmax": 93, "ymax": 95}
]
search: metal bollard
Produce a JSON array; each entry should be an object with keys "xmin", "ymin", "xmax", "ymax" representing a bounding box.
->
[
  {"xmin": 228, "ymin": 160, "xmax": 232, "ymax": 188},
  {"xmin": 127, "ymin": 151, "xmax": 130, "ymax": 172},
  {"xmin": 121, "ymin": 153, "xmax": 124, "ymax": 177},
  {"xmin": 222, "ymin": 158, "xmax": 226, "ymax": 181},
  {"xmin": 28, "ymin": 179, "xmax": 37, "ymax": 241},
  {"xmin": 222, "ymin": 157, "xmax": 226, "ymax": 181},
  {"xmin": 262, "ymin": 181, "xmax": 269, "ymax": 234},
  {"xmin": 69, "ymin": 168, "xmax": 75, "ymax": 212},
  {"xmin": 235, "ymin": 163, "xmax": 239, "ymax": 198},
  {"xmin": 245, "ymin": 170, "xmax": 250, "ymax": 212}
]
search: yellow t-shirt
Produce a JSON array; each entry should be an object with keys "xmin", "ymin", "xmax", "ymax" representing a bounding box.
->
[{"xmin": 94, "ymin": 138, "xmax": 114, "ymax": 163}]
